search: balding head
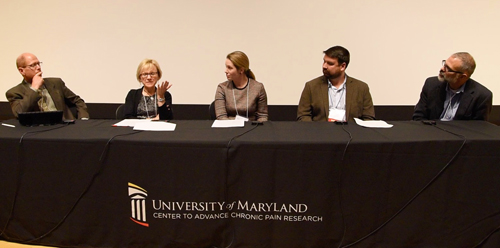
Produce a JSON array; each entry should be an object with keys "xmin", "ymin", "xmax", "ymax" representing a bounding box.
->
[
  {"xmin": 451, "ymin": 52, "xmax": 476, "ymax": 77},
  {"xmin": 16, "ymin": 53, "xmax": 38, "ymax": 68},
  {"xmin": 17, "ymin": 53, "xmax": 42, "ymax": 82}
]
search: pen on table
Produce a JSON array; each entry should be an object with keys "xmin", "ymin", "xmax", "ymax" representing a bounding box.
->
[{"xmin": 2, "ymin": 123, "xmax": 16, "ymax": 128}]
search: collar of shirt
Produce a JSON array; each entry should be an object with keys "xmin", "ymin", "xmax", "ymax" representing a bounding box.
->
[
  {"xmin": 328, "ymin": 76, "xmax": 347, "ymax": 91},
  {"xmin": 440, "ymin": 82, "xmax": 466, "ymax": 121},
  {"xmin": 24, "ymin": 79, "xmax": 46, "ymax": 92},
  {"xmin": 446, "ymin": 81, "xmax": 466, "ymax": 95},
  {"xmin": 328, "ymin": 76, "xmax": 347, "ymax": 110}
]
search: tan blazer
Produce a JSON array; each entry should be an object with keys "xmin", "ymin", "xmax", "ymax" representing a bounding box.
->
[
  {"xmin": 297, "ymin": 75, "xmax": 375, "ymax": 121},
  {"xmin": 6, "ymin": 78, "xmax": 89, "ymax": 120}
]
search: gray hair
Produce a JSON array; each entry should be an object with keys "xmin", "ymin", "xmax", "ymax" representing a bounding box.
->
[{"xmin": 452, "ymin": 52, "xmax": 476, "ymax": 76}]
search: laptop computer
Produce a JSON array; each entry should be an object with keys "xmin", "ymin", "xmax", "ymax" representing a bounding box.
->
[{"xmin": 18, "ymin": 110, "xmax": 64, "ymax": 126}]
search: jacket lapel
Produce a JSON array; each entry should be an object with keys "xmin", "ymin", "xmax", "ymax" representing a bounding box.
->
[
  {"xmin": 455, "ymin": 80, "xmax": 473, "ymax": 118},
  {"xmin": 21, "ymin": 80, "xmax": 41, "ymax": 111},
  {"xmin": 345, "ymin": 76, "xmax": 353, "ymax": 120},
  {"xmin": 44, "ymin": 81, "xmax": 62, "ymax": 111},
  {"xmin": 434, "ymin": 82, "xmax": 446, "ymax": 119},
  {"xmin": 321, "ymin": 77, "xmax": 329, "ymax": 119},
  {"xmin": 21, "ymin": 80, "xmax": 32, "ymax": 93}
]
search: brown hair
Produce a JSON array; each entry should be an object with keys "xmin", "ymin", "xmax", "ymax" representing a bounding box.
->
[
  {"xmin": 227, "ymin": 51, "xmax": 255, "ymax": 80},
  {"xmin": 323, "ymin": 46, "xmax": 350, "ymax": 68}
]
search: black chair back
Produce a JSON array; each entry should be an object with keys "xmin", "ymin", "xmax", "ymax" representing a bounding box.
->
[
  {"xmin": 209, "ymin": 101, "xmax": 216, "ymax": 120},
  {"xmin": 116, "ymin": 104, "xmax": 125, "ymax": 119}
]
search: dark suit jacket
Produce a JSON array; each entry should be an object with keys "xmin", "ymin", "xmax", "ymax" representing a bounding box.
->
[
  {"xmin": 123, "ymin": 87, "xmax": 173, "ymax": 120},
  {"xmin": 297, "ymin": 75, "xmax": 375, "ymax": 121},
  {"xmin": 413, "ymin": 77, "xmax": 492, "ymax": 121},
  {"xmin": 5, "ymin": 78, "xmax": 89, "ymax": 120}
]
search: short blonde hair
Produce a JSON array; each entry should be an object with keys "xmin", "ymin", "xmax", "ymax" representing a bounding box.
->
[{"xmin": 136, "ymin": 59, "xmax": 162, "ymax": 82}]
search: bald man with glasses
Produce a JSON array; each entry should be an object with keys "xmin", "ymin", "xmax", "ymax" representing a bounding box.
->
[
  {"xmin": 413, "ymin": 52, "xmax": 492, "ymax": 121},
  {"xmin": 6, "ymin": 53, "xmax": 89, "ymax": 120}
]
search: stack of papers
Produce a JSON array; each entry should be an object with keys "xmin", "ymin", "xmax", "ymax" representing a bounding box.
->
[
  {"xmin": 211, "ymin": 120, "xmax": 244, "ymax": 128},
  {"xmin": 113, "ymin": 119, "xmax": 176, "ymax": 131},
  {"xmin": 354, "ymin": 118, "xmax": 393, "ymax": 128},
  {"xmin": 113, "ymin": 119, "xmax": 150, "ymax": 127}
]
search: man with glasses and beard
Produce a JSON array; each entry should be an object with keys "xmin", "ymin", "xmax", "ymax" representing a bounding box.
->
[
  {"xmin": 6, "ymin": 53, "xmax": 89, "ymax": 120},
  {"xmin": 413, "ymin": 52, "xmax": 492, "ymax": 121},
  {"xmin": 297, "ymin": 46, "xmax": 375, "ymax": 122}
]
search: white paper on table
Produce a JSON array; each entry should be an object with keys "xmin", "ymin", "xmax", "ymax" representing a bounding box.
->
[
  {"xmin": 133, "ymin": 121, "xmax": 176, "ymax": 131},
  {"xmin": 113, "ymin": 119, "xmax": 151, "ymax": 127},
  {"xmin": 211, "ymin": 120, "xmax": 245, "ymax": 128},
  {"xmin": 354, "ymin": 118, "xmax": 393, "ymax": 128},
  {"xmin": 235, "ymin": 115, "xmax": 249, "ymax": 122}
]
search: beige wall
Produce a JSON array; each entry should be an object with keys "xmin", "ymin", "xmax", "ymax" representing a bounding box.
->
[{"xmin": 1, "ymin": 0, "xmax": 499, "ymax": 105}]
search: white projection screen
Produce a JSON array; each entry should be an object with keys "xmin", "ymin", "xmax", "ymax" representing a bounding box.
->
[{"xmin": 1, "ymin": 0, "xmax": 499, "ymax": 105}]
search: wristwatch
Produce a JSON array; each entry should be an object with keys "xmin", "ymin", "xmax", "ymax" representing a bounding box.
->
[{"xmin": 158, "ymin": 98, "xmax": 165, "ymax": 102}]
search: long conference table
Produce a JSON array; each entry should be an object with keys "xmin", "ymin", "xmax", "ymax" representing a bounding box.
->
[{"xmin": 1, "ymin": 119, "xmax": 500, "ymax": 248}]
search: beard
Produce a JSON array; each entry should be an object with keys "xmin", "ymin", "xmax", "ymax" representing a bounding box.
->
[
  {"xmin": 438, "ymin": 70, "xmax": 460, "ymax": 87},
  {"xmin": 323, "ymin": 69, "xmax": 342, "ymax": 80},
  {"xmin": 438, "ymin": 71, "xmax": 446, "ymax": 82}
]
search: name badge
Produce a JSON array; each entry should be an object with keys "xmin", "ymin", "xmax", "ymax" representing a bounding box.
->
[{"xmin": 328, "ymin": 108, "xmax": 345, "ymax": 122}]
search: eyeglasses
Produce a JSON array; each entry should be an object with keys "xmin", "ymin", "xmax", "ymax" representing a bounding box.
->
[
  {"xmin": 442, "ymin": 60, "xmax": 463, "ymax": 74},
  {"xmin": 140, "ymin": 72, "xmax": 158, "ymax": 78},
  {"xmin": 24, "ymin": 62, "xmax": 42, "ymax": 69}
]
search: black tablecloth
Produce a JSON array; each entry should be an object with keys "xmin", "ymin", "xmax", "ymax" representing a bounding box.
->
[{"xmin": 1, "ymin": 120, "xmax": 500, "ymax": 247}]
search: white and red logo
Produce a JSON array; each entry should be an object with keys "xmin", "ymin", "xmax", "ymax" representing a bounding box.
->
[{"xmin": 128, "ymin": 182, "xmax": 149, "ymax": 227}]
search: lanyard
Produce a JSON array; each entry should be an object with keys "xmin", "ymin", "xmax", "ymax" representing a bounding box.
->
[
  {"xmin": 329, "ymin": 83, "xmax": 345, "ymax": 109},
  {"xmin": 232, "ymin": 79, "xmax": 249, "ymax": 118},
  {"xmin": 142, "ymin": 89, "xmax": 157, "ymax": 119}
]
